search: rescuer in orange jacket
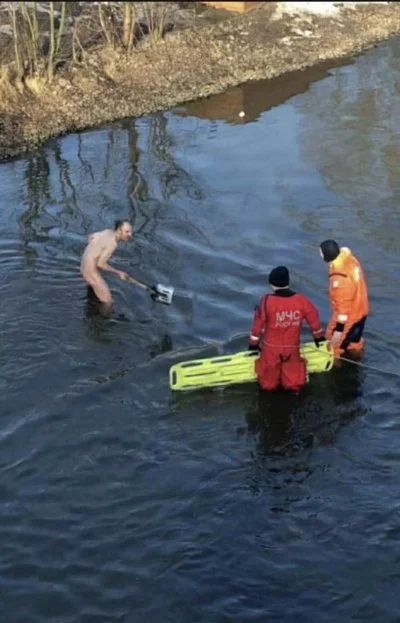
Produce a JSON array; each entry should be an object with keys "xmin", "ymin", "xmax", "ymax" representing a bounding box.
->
[
  {"xmin": 248, "ymin": 266, "xmax": 326, "ymax": 394},
  {"xmin": 319, "ymin": 240, "xmax": 368, "ymax": 357}
]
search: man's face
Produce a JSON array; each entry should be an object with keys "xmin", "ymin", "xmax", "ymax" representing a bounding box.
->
[{"xmin": 120, "ymin": 223, "xmax": 133, "ymax": 241}]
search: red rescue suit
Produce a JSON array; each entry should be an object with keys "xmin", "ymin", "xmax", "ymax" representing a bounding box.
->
[{"xmin": 249, "ymin": 289, "xmax": 324, "ymax": 393}]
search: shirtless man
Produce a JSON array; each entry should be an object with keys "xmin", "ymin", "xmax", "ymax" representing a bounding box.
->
[{"xmin": 80, "ymin": 220, "xmax": 133, "ymax": 307}]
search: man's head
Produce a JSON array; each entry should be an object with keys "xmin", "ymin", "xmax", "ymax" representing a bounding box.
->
[
  {"xmin": 269, "ymin": 265, "xmax": 289, "ymax": 290},
  {"xmin": 319, "ymin": 239, "xmax": 340, "ymax": 263},
  {"xmin": 114, "ymin": 220, "xmax": 133, "ymax": 242}
]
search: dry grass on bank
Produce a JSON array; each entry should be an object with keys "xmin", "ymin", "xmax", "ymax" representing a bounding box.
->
[
  {"xmin": 2, "ymin": 1, "xmax": 400, "ymax": 160},
  {"xmin": 0, "ymin": 2, "xmax": 180, "ymax": 93}
]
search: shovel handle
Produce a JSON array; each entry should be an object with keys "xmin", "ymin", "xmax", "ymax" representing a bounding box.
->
[{"xmin": 126, "ymin": 275, "xmax": 155, "ymax": 294}]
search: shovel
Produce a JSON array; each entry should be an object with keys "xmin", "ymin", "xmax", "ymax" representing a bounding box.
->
[{"xmin": 126, "ymin": 275, "xmax": 174, "ymax": 305}]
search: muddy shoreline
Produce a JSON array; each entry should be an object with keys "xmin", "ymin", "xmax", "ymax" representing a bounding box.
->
[{"xmin": 1, "ymin": 2, "xmax": 400, "ymax": 162}]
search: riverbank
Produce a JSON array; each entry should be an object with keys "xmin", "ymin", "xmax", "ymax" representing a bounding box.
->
[{"xmin": 1, "ymin": 1, "xmax": 400, "ymax": 161}]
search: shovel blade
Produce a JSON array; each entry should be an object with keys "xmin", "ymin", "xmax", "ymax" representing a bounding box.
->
[{"xmin": 153, "ymin": 284, "xmax": 174, "ymax": 305}]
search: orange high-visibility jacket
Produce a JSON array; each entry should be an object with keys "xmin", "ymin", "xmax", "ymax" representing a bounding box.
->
[{"xmin": 326, "ymin": 247, "xmax": 368, "ymax": 337}]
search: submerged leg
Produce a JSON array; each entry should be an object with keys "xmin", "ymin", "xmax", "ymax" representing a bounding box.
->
[
  {"xmin": 85, "ymin": 272, "xmax": 113, "ymax": 305},
  {"xmin": 84, "ymin": 273, "xmax": 114, "ymax": 318},
  {"xmin": 281, "ymin": 353, "xmax": 307, "ymax": 394},
  {"xmin": 341, "ymin": 317, "xmax": 367, "ymax": 355},
  {"xmin": 256, "ymin": 351, "xmax": 281, "ymax": 391}
]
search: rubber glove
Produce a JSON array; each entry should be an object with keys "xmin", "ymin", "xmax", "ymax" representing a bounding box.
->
[
  {"xmin": 248, "ymin": 343, "xmax": 259, "ymax": 352},
  {"xmin": 314, "ymin": 336, "xmax": 327, "ymax": 348}
]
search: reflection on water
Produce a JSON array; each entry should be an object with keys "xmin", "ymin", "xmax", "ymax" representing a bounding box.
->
[
  {"xmin": 1, "ymin": 37, "xmax": 400, "ymax": 623},
  {"xmin": 246, "ymin": 361, "xmax": 366, "ymax": 458},
  {"xmin": 294, "ymin": 40, "xmax": 400, "ymax": 258},
  {"xmin": 173, "ymin": 57, "xmax": 353, "ymax": 125}
]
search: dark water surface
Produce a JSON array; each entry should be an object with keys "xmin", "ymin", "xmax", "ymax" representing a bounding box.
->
[{"xmin": 1, "ymin": 39, "xmax": 400, "ymax": 622}]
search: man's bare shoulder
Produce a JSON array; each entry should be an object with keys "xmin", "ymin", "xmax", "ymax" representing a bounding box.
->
[{"xmin": 88, "ymin": 229, "xmax": 113, "ymax": 244}]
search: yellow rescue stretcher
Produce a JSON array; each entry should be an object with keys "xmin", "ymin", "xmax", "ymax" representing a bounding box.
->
[{"xmin": 169, "ymin": 341, "xmax": 333, "ymax": 392}]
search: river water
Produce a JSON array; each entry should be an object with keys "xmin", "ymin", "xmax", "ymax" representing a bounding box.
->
[{"xmin": 1, "ymin": 39, "xmax": 400, "ymax": 623}]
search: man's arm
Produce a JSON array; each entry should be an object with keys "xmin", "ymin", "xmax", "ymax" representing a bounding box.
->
[
  {"xmin": 330, "ymin": 275, "xmax": 356, "ymax": 333},
  {"xmin": 97, "ymin": 245, "xmax": 127, "ymax": 280},
  {"xmin": 248, "ymin": 296, "xmax": 268, "ymax": 349},
  {"xmin": 98, "ymin": 261, "xmax": 122, "ymax": 276}
]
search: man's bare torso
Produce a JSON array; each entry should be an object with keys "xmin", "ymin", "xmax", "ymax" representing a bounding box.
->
[{"xmin": 80, "ymin": 229, "xmax": 117, "ymax": 277}]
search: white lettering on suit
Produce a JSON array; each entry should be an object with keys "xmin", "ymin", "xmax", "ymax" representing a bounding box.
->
[{"xmin": 275, "ymin": 310, "xmax": 301, "ymax": 328}]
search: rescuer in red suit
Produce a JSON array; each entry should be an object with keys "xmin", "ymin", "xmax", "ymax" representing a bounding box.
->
[{"xmin": 248, "ymin": 266, "xmax": 326, "ymax": 393}]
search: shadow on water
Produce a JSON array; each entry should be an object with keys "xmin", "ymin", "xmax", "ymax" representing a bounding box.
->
[
  {"xmin": 246, "ymin": 362, "xmax": 366, "ymax": 456},
  {"xmin": 239, "ymin": 362, "xmax": 368, "ymax": 502},
  {"xmin": 172, "ymin": 359, "xmax": 366, "ymax": 459}
]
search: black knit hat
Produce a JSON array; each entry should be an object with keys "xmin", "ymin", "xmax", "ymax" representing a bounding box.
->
[
  {"xmin": 320, "ymin": 239, "xmax": 340, "ymax": 263},
  {"xmin": 269, "ymin": 266, "xmax": 289, "ymax": 288}
]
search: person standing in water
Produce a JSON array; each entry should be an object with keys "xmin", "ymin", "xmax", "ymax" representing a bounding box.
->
[
  {"xmin": 248, "ymin": 266, "xmax": 326, "ymax": 394},
  {"xmin": 319, "ymin": 240, "xmax": 368, "ymax": 357},
  {"xmin": 80, "ymin": 220, "xmax": 133, "ymax": 308}
]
